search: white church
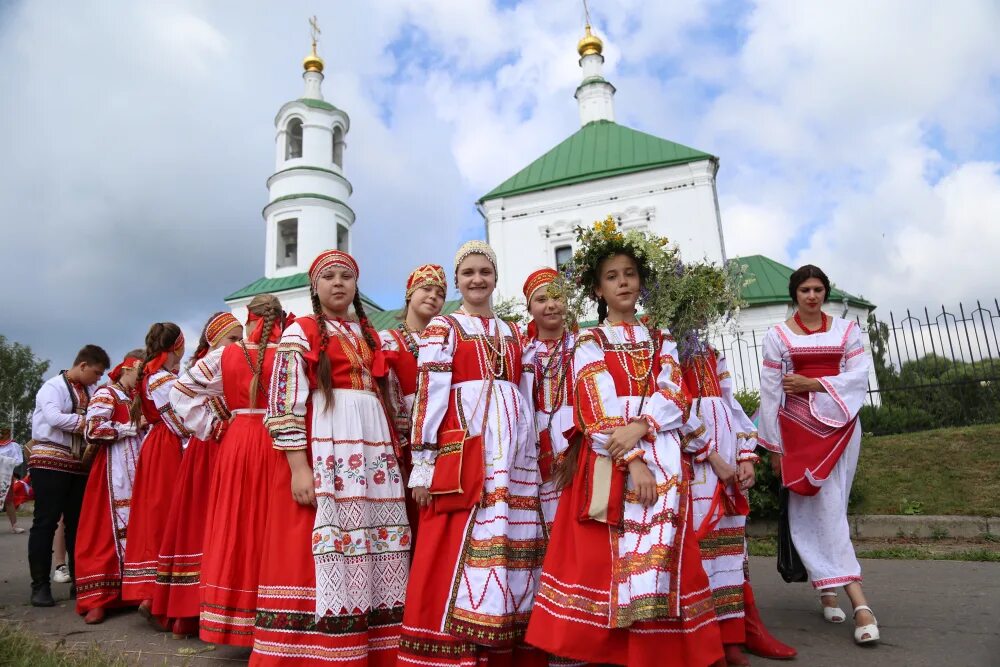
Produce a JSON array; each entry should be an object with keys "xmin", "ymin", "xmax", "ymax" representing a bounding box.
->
[{"xmin": 225, "ymin": 24, "xmax": 874, "ymax": 390}]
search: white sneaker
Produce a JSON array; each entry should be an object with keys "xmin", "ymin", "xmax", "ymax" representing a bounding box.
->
[{"xmin": 52, "ymin": 564, "xmax": 71, "ymax": 583}]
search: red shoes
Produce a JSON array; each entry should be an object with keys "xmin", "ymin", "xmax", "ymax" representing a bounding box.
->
[
  {"xmin": 743, "ymin": 581, "xmax": 797, "ymax": 660},
  {"xmin": 83, "ymin": 607, "xmax": 106, "ymax": 625},
  {"xmin": 170, "ymin": 617, "xmax": 199, "ymax": 639}
]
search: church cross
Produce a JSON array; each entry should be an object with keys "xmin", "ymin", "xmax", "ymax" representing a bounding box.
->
[{"xmin": 309, "ymin": 15, "xmax": 321, "ymax": 48}]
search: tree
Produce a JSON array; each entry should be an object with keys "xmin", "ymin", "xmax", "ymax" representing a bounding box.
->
[{"xmin": 0, "ymin": 335, "xmax": 50, "ymax": 444}]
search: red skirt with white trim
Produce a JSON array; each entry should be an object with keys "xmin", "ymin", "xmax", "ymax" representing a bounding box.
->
[
  {"xmin": 122, "ymin": 423, "xmax": 183, "ymax": 602},
  {"xmin": 75, "ymin": 446, "xmax": 131, "ymax": 614},
  {"xmin": 249, "ymin": 446, "xmax": 402, "ymax": 667},
  {"xmin": 199, "ymin": 414, "xmax": 280, "ymax": 646},
  {"xmin": 524, "ymin": 468, "xmax": 724, "ymax": 667},
  {"xmin": 151, "ymin": 435, "xmax": 218, "ymax": 621}
]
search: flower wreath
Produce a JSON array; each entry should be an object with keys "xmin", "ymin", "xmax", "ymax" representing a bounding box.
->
[{"xmin": 563, "ymin": 216, "xmax": 747, "ymax": 360}]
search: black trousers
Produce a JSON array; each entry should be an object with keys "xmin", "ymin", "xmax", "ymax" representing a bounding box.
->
[{"xmin": 27, "ymin": 467, "xmax": 87, "ymax": 589}]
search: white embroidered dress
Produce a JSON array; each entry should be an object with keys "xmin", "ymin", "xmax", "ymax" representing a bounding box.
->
[
  {"xmin": 267, "ymin": 318, "xmax": 410, "ymax": 620},
  {"xmin": 758, "ymin": 317, "xmax": 871, "ymax": 589},
  {"xmin": 685, "ymin": 348, "xmax": 759, "ymax": 622}
]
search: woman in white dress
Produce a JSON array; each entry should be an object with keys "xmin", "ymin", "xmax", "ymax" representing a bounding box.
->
[{"xmin": 758, "ymin": 264, "xmax": 879, "ymax": 646}]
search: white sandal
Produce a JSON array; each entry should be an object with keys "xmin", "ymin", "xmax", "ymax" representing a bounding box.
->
[
  {"xmin": 853, "ymin": 605, "xmax": 880, "ymax": 645},
  {"xmin": 820, "ymin": 591, "xmax": 846, "ymax": 623}
]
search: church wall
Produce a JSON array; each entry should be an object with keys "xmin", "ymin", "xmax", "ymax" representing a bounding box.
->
[
  {"xmin": 482, "ymin": 159, "xmax": 725, "ymax": 302},
  {"xmin": 264, "ymin": 200, "xmax": 353, "ymax": 278}
]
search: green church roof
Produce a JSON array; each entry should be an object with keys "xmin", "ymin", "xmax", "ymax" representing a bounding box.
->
[
  {"xmin": 297, "ymin": 98, "xmax": 337, "ymax": 111},
  {"xmin": 479, "ymin": 120, "xmax": 715, "ymax": 203},
  {"xmin": 365, "ymin": 300, "xmax": 464, "ymax": 332},
  {"xmin": 225, "ymin": 272, "xmax": 383, "ymax": 312},
  {"xmin": 734, "ymin": 255, "xmax": 875, "ymax": 309}
]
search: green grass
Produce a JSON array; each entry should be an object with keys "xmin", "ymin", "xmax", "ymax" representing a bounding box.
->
[
  {"xmin": 853, "ymin": 423, "xmax": 1000, "ymax": 516},
  {"xmin": 747, "ymin": 537, "xmax": 1000, "ymax": 562},
  {"xmin": 0, "ymin": 622, "xmax": 129, "ymax": 667}
]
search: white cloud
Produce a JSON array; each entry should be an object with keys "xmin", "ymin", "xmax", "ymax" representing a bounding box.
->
[{"xmin": 2, "ymin": 0, "xmax": 1000, "ymax": 373}]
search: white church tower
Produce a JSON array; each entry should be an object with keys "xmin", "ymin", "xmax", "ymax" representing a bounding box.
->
[{"xmin": 226, "ymin": 22, "xmax": 373, "ymax": 321}]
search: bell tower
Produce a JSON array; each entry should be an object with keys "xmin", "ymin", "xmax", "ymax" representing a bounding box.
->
[{"xmin": 264, "ymin": 16, "xmax": 353, "ymax": 279}]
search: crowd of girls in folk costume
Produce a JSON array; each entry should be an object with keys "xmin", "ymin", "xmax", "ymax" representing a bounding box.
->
[{"xmin": 56, "ymin": 224, "xmax": 876, "ymax": 666}]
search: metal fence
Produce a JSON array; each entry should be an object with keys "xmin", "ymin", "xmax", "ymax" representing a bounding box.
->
[{"xmin": 715, "ymin": 299, "xmax": 1000, "ymax": 418}]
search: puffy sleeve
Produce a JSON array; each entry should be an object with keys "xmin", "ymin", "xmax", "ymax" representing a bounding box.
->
[
  {"xmin": 811, "ymin": 321, "xmax": 871, "ymax": 426},
  {"xmin": 758, "ymin": 328, "xmax": 786, "ymax": 453},
  {"xmin": 408, "ymin": 317, "xmax": 457, "ymax": 488},
  {"xmin": 37, "ymin": 381, "xmax": 84, "ymax": 435},
  {"xmin": 148, "ymin": 371, "xmax": 192, "ymax": 438},
  {"xmin": 171, "ymin": 347, "xmax": 230, "ymax": 440},
  {"xmin": 573, "ymin": 331, "xmax": 627, "ymax": 458},
  {"xmin": 85, "ymin": 387, "xmax": 136, "ymax": 442},
  {"xmin": 715, "ymin": 351, "xmax": 760, "ymax": 462},
  {"xmin": 265, "ymin": 322, "xmax": 311, "ymax": 451},
  {"xmin": 639, "ymin": 330, "xmax": 701, "ymax": 449}
]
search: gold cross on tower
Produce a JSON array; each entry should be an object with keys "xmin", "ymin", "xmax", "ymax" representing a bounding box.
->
[{"xmin": 309, "ymin": 15, "xmax": 321, "ymax": 50}]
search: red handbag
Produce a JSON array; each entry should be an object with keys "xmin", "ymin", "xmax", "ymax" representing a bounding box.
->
[{"xmin": 429, "ymin": 429, "xmax": 485, "ymax": 513}]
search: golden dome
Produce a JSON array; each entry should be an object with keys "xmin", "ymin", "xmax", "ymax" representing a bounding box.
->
[
  {"xmin": 577, "ymin": 25, "xmax": 603, "ymax": 57},
  {"xmin": 303, "ymin": 45, "xmax": 324, "ymax": 73}
]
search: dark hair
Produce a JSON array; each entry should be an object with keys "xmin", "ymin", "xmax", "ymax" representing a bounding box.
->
[
  {"xmin": 130, "ymin": 322, "xmax": 182, "ymax": 424},
  {"xmin": 246, "ymin": 294, "xmax": 282, "ymax": 407},
  {"xmin": 594, "ymin": 251, "xmax": 648, "ymax": 323},
  {"xmin": 788, "ymin": 264, "xmax": 831, "ymax": 304},
  {"xmin": 73, "ymin": 344, "xmax": 111, "ymax": 369},
  {"xmin": 310, "ymin": 286, "xmax": 392, "ymax": 420}
]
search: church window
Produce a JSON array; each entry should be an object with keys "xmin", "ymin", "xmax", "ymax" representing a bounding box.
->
[
  {"xmin": 555, "ymin": 245, "xmax": 573, "ymax": 269},
  {"xmin": 277, "ymin": 219, "xmax": 298, "ymax": 268},
  {"xmin": 332, "ymin": 126, "xmax": 344, "ymax": 167},
  {"xmin": 337, "ymin": 223, "xmax": 349, "ymax": 252},
  {"xmin": 285, "ymin": 118, "xmax": 303, "ymax": 159}
]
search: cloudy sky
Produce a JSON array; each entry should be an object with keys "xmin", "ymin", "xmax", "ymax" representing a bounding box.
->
[{"xmin": 2, "ymin": 0, "xmax": 999, "ymax": 372}]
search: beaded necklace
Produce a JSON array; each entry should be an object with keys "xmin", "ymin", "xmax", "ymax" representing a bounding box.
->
[
  {"xmin": 460, "ymin": 308, "xmax": 507, "ymax": 379},
  {"xmin": 534, "ymin": 332, "xmax": 570, "ymax": 415},
  {"xmin": 603, "ymin": 321, "xmax": 655, "ymax": 382},
  {"xmin": 396, "ymin": 322, "xmax": 420, "ymax": 357},
  {"xmin": 793, "ymin": 310, "xmax": 827, "ymax": 335}
]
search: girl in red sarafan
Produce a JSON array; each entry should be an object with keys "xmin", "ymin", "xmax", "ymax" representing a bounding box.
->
[
  {"xmin": 152, "ymin": 312, "xmax": 243, "ymax": 638},
  {"xmin": 378, "ymin": 263, "xmax": 446, "ymax": 541},
  {"xmin": 170, "ymin": 294, "xmax": 287, "ymax": 646},
  {"xmin": 254, "ymin": 250, "xmax": 409, "ymax": 666},
  {"xmin": 121, "ymin": 323, "xmax": 191, "ymax": 620},
  {"xmin": 525, "ymin": 221, "xmax": 724, "ymax": 667},
  {"xmin": 74, "ymin": 350, "xmax": 144, "ymax": 624}
]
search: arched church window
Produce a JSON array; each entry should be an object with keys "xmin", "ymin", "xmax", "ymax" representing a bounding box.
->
[
  {"xmin": 555, "ymin": 245, "xmax": 572, "ymax": 269},
  {"xmin": 337, "ymin": 223, "xmax": 349, "ymax": 252},
  {"xmin": 332, "ymin": 126, "xmax": 344, "ymax": 167},
  {"xmin": 285, "ymin": 118, "xmax": 303, "ymax": 160},
  {"xmin": 277, "ymin": 219, "xmax": 298, "ymax": 268}
]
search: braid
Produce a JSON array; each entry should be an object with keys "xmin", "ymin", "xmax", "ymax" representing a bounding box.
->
[
  {"xmin": 311, "ymin": 291, "xmax": 335, "ymax": 409},
  {"xmin": 129, "ymin": 359, "xmax": 147, "ymax": 425},
  {"xmin": 352, "ymin": 292, "xmax": 379, "ymax": 355},
  {"xmin": 187, "ymin": 334, "xmax": 210, "ymax": 370},
  {"xmin": 249, "ymin": 306, "xmax": 279, "ymax": 407},
  {"xmin": 352, "ymin": 291, "xmax": 395, "ymax": 426},
  {"xmin": 597, "ymin": 298, "xmax": 609, "ymax": 324},
  {"xmin": 129, "ymin": 322, "xmax": 181, "ymax": 425}
]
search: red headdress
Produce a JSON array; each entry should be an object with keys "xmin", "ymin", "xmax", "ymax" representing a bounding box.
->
[
  {"xmin": 405, "ymin": 264, "xmax": 446, "ymax": 301},
  {"xmin": 523, "ymin": 268, "xmax": 560, "ymax": 340},
  {"xmin": 143, "ymin": 333, "xmax": 185, "ymax": 376},
  {"xmin": 309, "ymin": 249, "xmax": 359, "ymax": 289},
  {"xmin": 109, "ymin": 355, "xmax": 142, "ymax": 384}
]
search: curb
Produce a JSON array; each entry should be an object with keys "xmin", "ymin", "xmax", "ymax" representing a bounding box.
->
[{"xmin": 746, "ymin": 515, "xmax": 999, "ymax": 540}]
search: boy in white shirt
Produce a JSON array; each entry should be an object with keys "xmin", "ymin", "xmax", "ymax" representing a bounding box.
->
[{"xmin": 28, "ymin": 344, "xmax": 109, "ymax": 607}]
